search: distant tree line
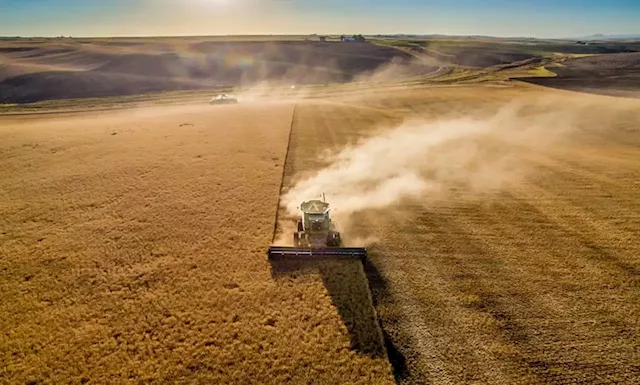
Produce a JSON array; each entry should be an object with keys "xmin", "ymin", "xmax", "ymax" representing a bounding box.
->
[
  {"xmin": 314, "ymin": 34, "xmax": 367, "ymax": 42},
  {"xmin": 340, "ymin": 34, "xmax": 366, "ymax": 42}
]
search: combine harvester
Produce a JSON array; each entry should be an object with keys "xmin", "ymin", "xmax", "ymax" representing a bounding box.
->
[{"xmin": 268, "ymin": 194, "xmax": 367, "ymax": 262}]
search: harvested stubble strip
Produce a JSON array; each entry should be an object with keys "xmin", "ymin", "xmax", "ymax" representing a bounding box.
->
[{"xmin": 270, "ymin": 99, "xmax": 395, "ymax": 383}]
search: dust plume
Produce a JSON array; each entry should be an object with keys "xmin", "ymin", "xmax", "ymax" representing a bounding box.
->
[
  {"xmin": 234, "ymin": 55, "xmax": 434, "ymax": 103},
  {"xmin": 352, "ymin": 56, "xmax": 438, "ymax": 83},
  {"xmin": 281, "ymin": 100, "xmax": 579, "ymax": 239}
]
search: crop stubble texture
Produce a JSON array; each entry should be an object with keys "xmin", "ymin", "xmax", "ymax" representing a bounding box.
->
[
  {"xmin": 282, "ymin": 87, "xmax": 640, "ymax": 384},
  {"xmin": 272, "ymin": 100, "xmax": 396, "ymax": 383}
]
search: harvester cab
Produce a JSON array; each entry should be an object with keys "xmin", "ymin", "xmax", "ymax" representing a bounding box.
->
[
  {"xmin": 268, "ymin": 195, "xmax": 367, "ymax": 262},
  {"xmin": 294, "ymin": 199, "xmax": 341, "ymax": 248}
]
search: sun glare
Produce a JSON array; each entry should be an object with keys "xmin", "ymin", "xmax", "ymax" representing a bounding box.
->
[
  {"xmin": 181, "ymin": 0, "xmax": 231, "ymax": 10},
  {"xmin": 196, "ymin": 0, "xmax": 230, "ymax": 6}
]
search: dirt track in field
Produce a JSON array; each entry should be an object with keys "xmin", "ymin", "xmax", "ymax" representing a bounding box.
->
[{"xmin": 279, "ymin": 85, "xmax": 640, "ymax": 384}]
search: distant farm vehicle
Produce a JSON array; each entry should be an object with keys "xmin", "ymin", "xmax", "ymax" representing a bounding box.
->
[
  {"xmin": 267, "ymin": 194, "xmax": 367, "ymax": 262},
  {"xmin": 209, "ymin": 94, "xmax": 238, "ymax": 105}
]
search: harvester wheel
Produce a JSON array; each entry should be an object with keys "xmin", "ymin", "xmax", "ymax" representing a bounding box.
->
[{"xmin": 328, "ymin": 232, "xmax": 341, "ymax": 247}]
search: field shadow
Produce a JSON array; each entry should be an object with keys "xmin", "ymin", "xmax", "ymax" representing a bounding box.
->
[
  {"xmin": 363, "ymin": 255, "xmax": 410, "ymax": 382},
  {"xmin": 270, "ymin": 258, "xmax": 388, "ymax": 359}
]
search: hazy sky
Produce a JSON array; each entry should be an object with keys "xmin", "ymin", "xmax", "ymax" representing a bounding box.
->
[{"xmin": 1, "ymin": 0, "xmax": 639, "ymax": 38}]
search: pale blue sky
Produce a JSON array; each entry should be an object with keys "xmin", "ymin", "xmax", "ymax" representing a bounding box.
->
[{"xmin": 0, "ymin": 0, "xmax": 638, "ymax": 38}]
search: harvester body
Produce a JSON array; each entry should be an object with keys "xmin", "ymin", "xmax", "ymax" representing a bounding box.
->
[
  {"xmin": 268, "ymin": 197, "xmax": 367, "ymax": 262},
  {"xmin": 294, "ymin": 200, "xmax": 341, "ymax": 248}
]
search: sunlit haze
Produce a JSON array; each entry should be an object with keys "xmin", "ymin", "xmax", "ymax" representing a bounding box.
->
[{"xmin": 1, "ymin": 0, "xmax": 639, "ymax": 38}]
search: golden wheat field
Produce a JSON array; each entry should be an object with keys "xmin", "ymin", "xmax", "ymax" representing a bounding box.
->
[
  {"xmin": 2, "ymin": 81, "xmax": 639, "ymax": 385},
  {"xmin": 0, "ymin": 102, "xmax": 393, "ymax": 384}
]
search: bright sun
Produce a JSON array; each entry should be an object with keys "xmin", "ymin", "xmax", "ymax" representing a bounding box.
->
[{"xmin": 190, "ymin": 0, "xmax": 230, "ymax": 7}]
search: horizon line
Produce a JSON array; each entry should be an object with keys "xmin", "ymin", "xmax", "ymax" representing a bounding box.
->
[{"xmin": 2, "ymin": 33, "xmax": 639, "ymax": 40}]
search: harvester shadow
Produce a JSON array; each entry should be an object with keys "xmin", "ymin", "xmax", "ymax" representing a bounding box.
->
[
  {"xmin": 362, "ymin": 253, "xmax": 410, "ymax": 382},
  {"xmin": 270, "ymin": 258, "xmax": 388, "ymax": 359}
]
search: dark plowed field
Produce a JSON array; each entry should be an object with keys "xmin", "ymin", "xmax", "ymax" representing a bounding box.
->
[
  {"xmin": 0, "ymin": 39, "xmax": 425, "ymax": 103},
  {"xmin": 404, "ymin": 38, "xmax": 640, "ymax": 69},
  {"xmin": 525, "ymin": 52, "xmax": 640, "ymax": 98}
]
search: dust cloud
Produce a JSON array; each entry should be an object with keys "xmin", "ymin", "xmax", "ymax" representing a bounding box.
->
[
  {"xmin": 281, "ymin": 100, "xmax": 581, "ymax": 239},
  {"xmin": 233, "ymin": 56, "xmax": 434, "ymax": 104}
]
